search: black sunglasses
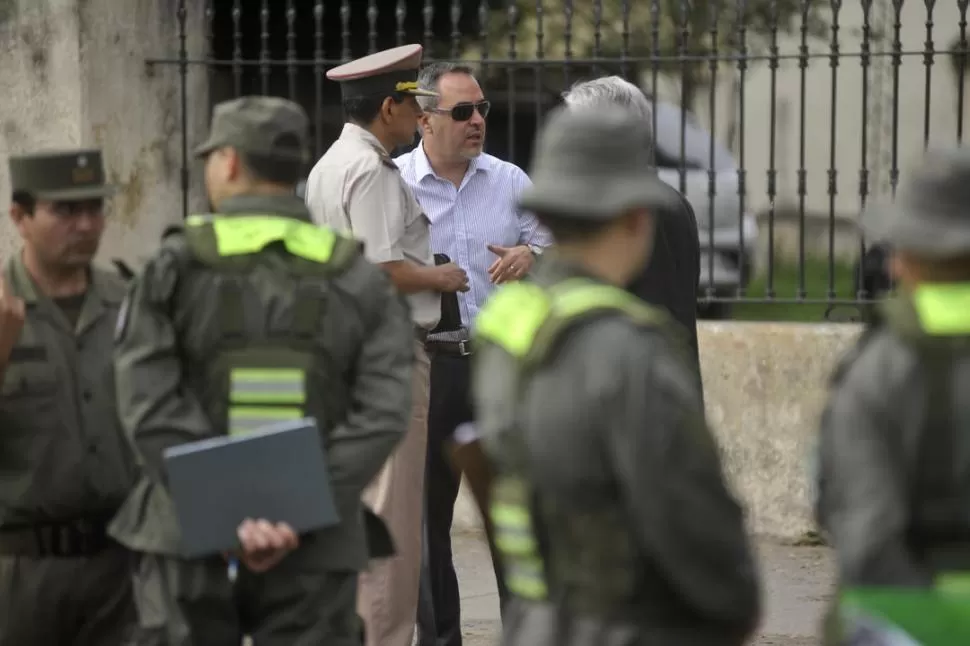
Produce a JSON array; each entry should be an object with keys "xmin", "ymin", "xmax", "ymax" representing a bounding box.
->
[{"xmin": 431, "ymin": 100, "xmax": 491, "ymax": 122}]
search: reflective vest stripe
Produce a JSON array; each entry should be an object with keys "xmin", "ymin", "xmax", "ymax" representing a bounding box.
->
[
  {"xmin": 186, "ymin": 213, "xmax": 340, "ymax": 263},
  {"xmin": 912, "ymin": 283, "xmax": 970, "ymax": 335},
  {"xmin": 230, "ymin": 368, "xmax": 306, "ymax": 405},
  {"xmin": 490, "ymin": 478, "xmax": 549, "ymax": 601},
  {"xmin": 227, "ymin": 367, "xmax": 306, "ymax": 436},
  {"xmin": 228, "ymin": 405, "xmax": 305, "ymax": 436},
  {"xmin": 505, "ymin": 558, "xmax": 548, "ymax": 600}
]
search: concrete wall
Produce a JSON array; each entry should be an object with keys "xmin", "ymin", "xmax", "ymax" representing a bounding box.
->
[
  {"xmin": 0, "ymin": 0, "xmax": 208, "ymax": 264},
  {"xmin": 454, "ymin": 321, "xmax": 864, "ymax": 542}
]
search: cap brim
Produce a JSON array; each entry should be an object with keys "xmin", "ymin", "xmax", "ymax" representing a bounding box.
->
[
  {"xmin": 861, "ymin": 202, "xmax": 970, "ymax": 256},
  {"xmin": 402, "ymin": 88, "xmax": 439, "ymax": 97},
  {"xmin": 519, "ymin": 175, "xmax": 682, "ymax": 219},
  {"xmin": 34, "ymin": 186, "xmax": 116, "ymax": 201},
  {"xmin": 192, "ymin": 139, "xmax": 219, "ymax": 158}
]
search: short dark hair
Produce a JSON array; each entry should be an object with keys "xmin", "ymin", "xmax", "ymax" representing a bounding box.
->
[
  {"xmin": 239, "ymin": 151, "xmax": 303, "ymax": 186},
  {"xmin": 533, "ymin": 212, "xmax": 613, "ymax": 244},
  {"xmin": 11, "ymin": 190, "xmax": 36, "ymax": 215},
  {"xmin": 343, "ymin": 93, "xmax": 406, "ymax": 126}
]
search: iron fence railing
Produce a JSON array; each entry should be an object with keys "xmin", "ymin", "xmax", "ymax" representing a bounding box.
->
[{"xmin": 151, "ymin": 0, "xmax": 970, "ymax": 319}]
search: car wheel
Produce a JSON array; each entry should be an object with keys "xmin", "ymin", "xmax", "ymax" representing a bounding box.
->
[{"xmin": 697, "ymin": 301, "xmax": 732, "ymax": 320}]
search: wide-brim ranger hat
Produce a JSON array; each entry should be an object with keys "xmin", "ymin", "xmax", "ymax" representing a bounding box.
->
[
  {"xmin": 860, "ymin": 146, "xmax": 970, "ymax": 258},
  {"xmin": 519, "ymin": 105, "xmax": 681, "ymax": 219},
  {"xmin": 9, "ymin": 149, "xmax": 115, "ymax": 201}
]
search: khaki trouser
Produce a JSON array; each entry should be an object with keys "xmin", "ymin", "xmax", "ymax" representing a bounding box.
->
[{"xmin": 358, "ymin": 341, "xmax": 431, "ymax": 646}]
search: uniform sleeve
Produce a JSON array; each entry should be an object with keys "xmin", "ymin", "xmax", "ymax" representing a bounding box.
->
[
  {"xmin": 511, "ymin": 167, "xmax": 554, "ymax": 249},
  {"xmin": 346, "ymin": 164, "xmax": 410, "ymax": 264},
  {"xmin": 604, "ymin": 335, "xmax": 761, "ymax": 637},
  {"xmin": 325, "ymin": 268, "xmax": 414, "ymax": 497},
  {"xmin": 815, "ymin": 342, "xmax": 929, "ymax": 587},
  {"xmin": 113, "ymin": 248, "xmax": 213, "ymax": 486}
]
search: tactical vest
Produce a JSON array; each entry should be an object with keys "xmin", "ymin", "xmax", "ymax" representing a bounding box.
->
[
  {"xmin": 835, "ymin": 283, "xmax": 970, "ymax": 645},
  {"xmin": 474, "ymin": 277, "xmax": 669, "ymax": 615},
  {"xmin": 178, "ymin": 213, "xmax": 360, "ymax": 437}
]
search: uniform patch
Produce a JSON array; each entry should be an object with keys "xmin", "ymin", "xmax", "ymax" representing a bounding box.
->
[{"xmin": 115, "ymin": 294, "xmax": 131, "ymax": 343}]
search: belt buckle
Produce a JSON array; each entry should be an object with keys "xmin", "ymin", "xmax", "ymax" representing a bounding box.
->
[{"xmin": 458, "ymin": 340, "xmax": 471, "ymax": 356}]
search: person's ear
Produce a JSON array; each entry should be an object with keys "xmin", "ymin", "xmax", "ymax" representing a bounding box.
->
[
  {"xmin": 418, "ymin": 113, "xmax": 432, "ymax": 136},
  {"xmin": 222, "ymin": 148, "xmax": 244, "ymax": 182},
  {"xmin": 380, "ymin": 97, "xmax": 397, "ymax": 124}
]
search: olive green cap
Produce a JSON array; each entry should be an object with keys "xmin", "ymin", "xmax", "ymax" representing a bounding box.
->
[
  {"xmin": 519, "ymin": 106, "xmax": 680, "ymax": 219},
  {"xmin": 861, "ymin": 146, "xmax": 970, "ymax": 257},
  {"xmin": 193, "ymin": 96, "xmax": 310, "ymax": 162},
  {"xmin": 8, "ymin": 149, "xmax": 114, "ymax": 201}
]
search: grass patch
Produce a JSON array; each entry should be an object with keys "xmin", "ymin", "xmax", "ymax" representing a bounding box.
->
[{"xmin": 727, "ymin": 257, "xmax": 861, "ymax": 322}]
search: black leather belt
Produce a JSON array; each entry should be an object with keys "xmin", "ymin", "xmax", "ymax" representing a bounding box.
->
[
  {"xmin": 0, "ymin": 519, "xmax": 113, "ymax": 557},
  {"xmin": 425, "ymin": 339, "xmax": 473, "ymax": 357}
]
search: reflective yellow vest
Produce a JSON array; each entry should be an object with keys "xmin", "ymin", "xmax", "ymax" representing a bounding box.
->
[
  {"xmin": 182, "ymin": 213, "xmax": 359, "ymax": 436},
  {"xmin": 474, "ymin": 277, "xmax": 668, "ymax": 602},
  {"xmin": 835, "ymin": 283, "xmax": 970, "ymax": 645}
]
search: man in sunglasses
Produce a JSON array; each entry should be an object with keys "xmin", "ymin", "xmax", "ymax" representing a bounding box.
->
[
  {"xmin": 305, "ymin": 44, "xmax": 471, "ymax": 646},
  {"xmin": 0, "ymin": 150, "xmax": 137, "ymax": 645},
  {"xmin": 394, "ymin": 62, "xmax": 553, "ymax": 646}
]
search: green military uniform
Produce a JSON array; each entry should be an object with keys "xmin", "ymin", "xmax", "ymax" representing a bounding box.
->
[
  {"xmin": 108, "ymin": 97, "xmax": 415, "ymax": 645},
  {"xmin": 816, "ymin": 148, "xmax": 970, "ymax": 645},
  {"xmin": 472, "ymin": 108, "xmax": 761, "ymax": 646},
  {"xmin": 0, "ymin": 150, "xmax": 137, "ymax": 645}
]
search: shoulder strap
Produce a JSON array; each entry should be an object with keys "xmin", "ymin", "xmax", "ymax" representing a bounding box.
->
[{"xmin": 880, "ymin": 293, "xmax": 970, "ymax": 541}]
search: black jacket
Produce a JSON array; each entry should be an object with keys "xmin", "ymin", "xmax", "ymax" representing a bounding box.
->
[{"xmin": 626, "ymin": 184, "xmax": 703, "ymax": 396}]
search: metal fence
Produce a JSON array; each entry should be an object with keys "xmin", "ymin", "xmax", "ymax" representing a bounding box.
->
[{"xmin": 151, "ymin": 0, "xmax": 970, "ymax": 320}]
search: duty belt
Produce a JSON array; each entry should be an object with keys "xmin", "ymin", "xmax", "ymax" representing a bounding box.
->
[
  {"xmin": 425, "ymin": 339, "xmax": 473, "ymax": 357},
  {"xmin": 0, "ymin": 518, "xmax": 113, "ymax": 557}
]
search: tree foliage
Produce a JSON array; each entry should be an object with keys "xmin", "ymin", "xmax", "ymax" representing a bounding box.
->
[{"xmin": 460, "ymin": 0, "xmax": 833, "ymax": 100}]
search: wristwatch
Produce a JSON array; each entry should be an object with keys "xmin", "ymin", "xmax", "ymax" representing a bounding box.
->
[{"xmin": 527, "ymin": 244, "xmax": 544, "ymax": 257}]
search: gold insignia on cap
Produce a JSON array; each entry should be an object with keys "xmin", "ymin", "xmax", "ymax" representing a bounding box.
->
[
  {"xmin": 395, "ymin": 81, "xmax": 419, "ymax": 92},
  {"xmin": 72, "ymin": 154, "xmax": 96, "ymax": 184}
]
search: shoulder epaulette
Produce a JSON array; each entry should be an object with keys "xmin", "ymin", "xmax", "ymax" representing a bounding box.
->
[
  {"xmin": 161, "ymin": 224, "xmax": 184, "ymax": 240},
  {"xmin": 112, "ymin": 259, "xmax": 135, "ymax": 280}
]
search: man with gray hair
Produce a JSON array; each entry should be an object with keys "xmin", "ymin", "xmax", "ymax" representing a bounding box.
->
[{"xmin": 562, "ymin": 76, "xmax": 703, "ymax": 389}]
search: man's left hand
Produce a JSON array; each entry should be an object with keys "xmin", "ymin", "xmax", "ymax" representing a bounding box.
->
[{"xmin": 487, "ymin": 244, "xmax": 534, "ymax": 284}]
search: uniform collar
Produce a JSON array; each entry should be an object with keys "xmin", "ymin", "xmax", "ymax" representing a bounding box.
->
[
  {"xmin": 413, "ymin": 140, "xmax": 491, "ymax": 182},
  {"xmin": 2, "ymin": 251, "xmax": 125, "ymax": 336},
  {"xmin": 530, "ymin": 252, "xmax": 609, "ymax": 290},
  {"xmin": 218, "ymin": 193, "xmax": 313, "ymax": 223},
  {"xmin": 343, "ymin": 122, "xmax": 393, "ymax": 158}
]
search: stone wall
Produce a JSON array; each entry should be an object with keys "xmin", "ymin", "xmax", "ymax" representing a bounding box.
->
[
  {"xmin": 454, "ymin": 321, "xmax": 864, "ymax": 541},
  {"xmin": 0, "ymin": 0, "xmax": 208, "ymax": 264}
]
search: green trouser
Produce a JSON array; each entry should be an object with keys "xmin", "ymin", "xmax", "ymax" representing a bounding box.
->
[
  {"xmin": 0, "ymin": 544, "xmax": 137, "ymax": 646},
  {"xmin": 130, "ymin": 536, "xmax": 360, "ymax": 646}
]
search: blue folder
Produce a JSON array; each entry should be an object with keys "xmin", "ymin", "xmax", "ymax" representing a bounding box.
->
[{"xmin": 163, "ymin": 418, "xmax": 340, "ymax": 558}]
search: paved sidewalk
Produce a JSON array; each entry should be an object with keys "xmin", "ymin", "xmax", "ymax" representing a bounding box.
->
[{"xmin": 452, "ymin": 531, "xmax": 834, "ymax": 646}]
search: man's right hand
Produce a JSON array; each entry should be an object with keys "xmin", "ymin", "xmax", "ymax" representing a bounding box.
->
[
  {"xmin": 433, "ymin": 262, "xmax": 470, "ymax": 293},
  {"xmin": 236, "ymin": 518, "xmax": 300, "ymax": 573},
  {"xmin": 0, "ymin": 276, "xmax": 25, "ymax": 361}
]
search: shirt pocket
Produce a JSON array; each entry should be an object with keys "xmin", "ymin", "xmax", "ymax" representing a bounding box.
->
[
  {"xmin": 1, "ymin": 347, "xmax": 59, "ymax": 399},
  {"xmin": 0, "ymin": 348, "xmax": 62, "ymax": 438}
]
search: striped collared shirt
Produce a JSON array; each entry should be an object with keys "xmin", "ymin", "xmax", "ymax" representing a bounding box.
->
[{"xmin": 394, "ymin": 142, "xmax": 553, "ymax": 340}]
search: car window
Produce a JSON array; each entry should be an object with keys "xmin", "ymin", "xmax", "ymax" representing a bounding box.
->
[{"xmin": 654, "ymin": 147, "xmax": 705, "ymax": 171}]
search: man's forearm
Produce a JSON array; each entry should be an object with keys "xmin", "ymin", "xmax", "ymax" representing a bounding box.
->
[{"xmin": 380, "ymin": 260, "xmax": 441, "ymax": 294}]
